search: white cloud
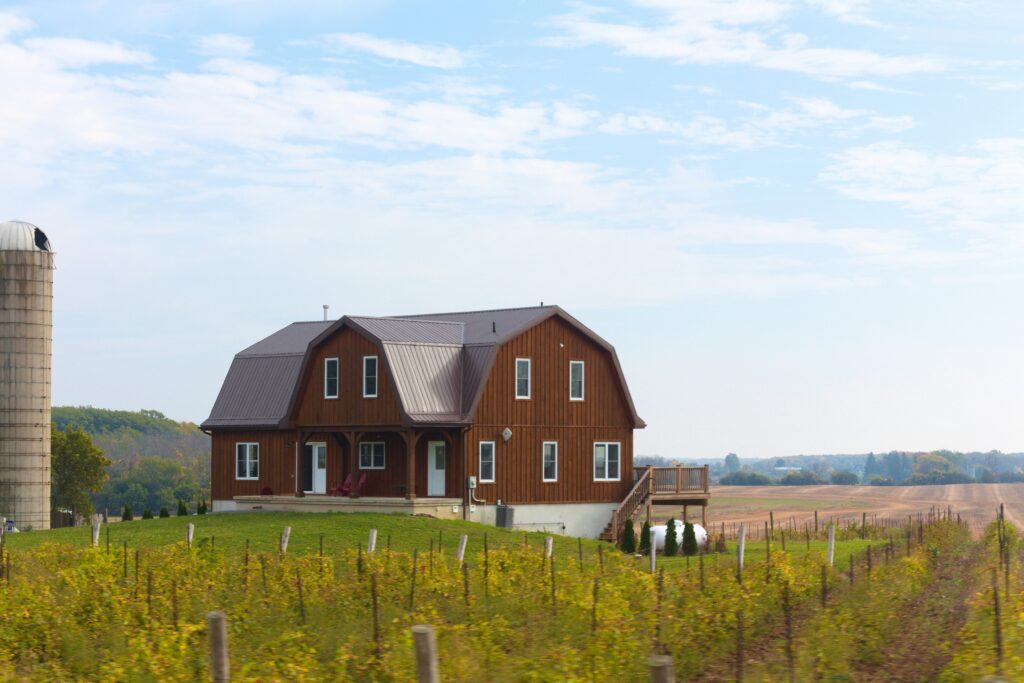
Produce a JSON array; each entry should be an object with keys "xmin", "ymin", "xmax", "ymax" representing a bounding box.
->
[
  {"xmin": 0, "ymin": 11, "xmax": 31, "ymax": 39},
  {"xmin": 327, "ymin": 32, "xmax": 466, "ymax": 69},
  {"xmin": 21, "ymin": 37, "xmax": 153, "ymax": 68},
  {"xmin": 821, "ymin": 140, "xmax": 1024, "ymax": 241},
  {"xmin": 546, "ymin": 2, "xmax": 945, "ymax": 79},
  {"xmin": 807, "ymin": 0, "xmax": 880, "ymax": 27},
  {"xmin": 600, "ymin": 96, "xmax": 914, "ymax": 148},
  {"xmin": 198, "ymin": 33, "xmax": 254, "ymax": 57}
]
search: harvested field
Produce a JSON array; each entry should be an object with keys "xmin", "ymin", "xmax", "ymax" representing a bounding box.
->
[{"xmin": 652, "ymin": 482, "xmax": 1024, "ymax": 537}]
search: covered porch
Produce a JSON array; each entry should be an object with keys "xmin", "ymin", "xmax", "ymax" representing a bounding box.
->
[{"xmin": 290, "ymin": 426, "xmax": 465, "ymax": 503}]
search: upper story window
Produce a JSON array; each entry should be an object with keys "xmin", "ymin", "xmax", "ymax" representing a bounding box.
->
[
  {"xmin": 235, "ymin": 442, "xmax": 259, "ymax": 480},
  {"xmin": 569, "ymin": 360, "xmax": 585, "ymax": 401},
  {"xmin": 479, "ymin": 441, "xmax": 495, "ymax": 483},
  {"xmin": 363, "ymin": 356, "xmax": 378, "ymax": 398},
  {"xmin": 324, "ymin": 358, "xmax": 339, "ymax": 399},
  {"xmin": 359, "ymin": 442, "xmax": 385, "ymax": 469},
  {"xmin": 515, "ymin": 358, "xmax": 531, "ymax": 399},
  {"xmin": 594, "ymin": 442, "xmax": 620, "ymax": 481},
  {"xmin": 543, "ymin": 441, "xmax": 558, "ymax": 482}
]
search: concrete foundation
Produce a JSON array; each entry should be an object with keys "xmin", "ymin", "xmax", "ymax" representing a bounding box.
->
[
  {"xmin": 216, "ymin": 495, "xmax": 464, "ymax": 520},
  {"xmin": 468, "ymin": 501, "xmax": 617, "ymax": 538}
]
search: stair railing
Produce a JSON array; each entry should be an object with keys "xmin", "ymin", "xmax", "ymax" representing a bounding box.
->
[{"xmin": 609, "ymin": 467, "xmax": 653, "ymax": 543}]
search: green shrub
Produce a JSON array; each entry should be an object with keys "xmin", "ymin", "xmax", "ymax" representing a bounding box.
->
[
  {"xmin": 158, "ymin": 507, "xmax": 170, "ymax": 518},
  {"xmin": 682, "ymin": 521, "xmax": 698, "ymax": 556},
  {"xmin": 719, "ymin": 471, "xmax": 774, "ymax": 485},
  {"xmin": 197, "ymin": 500, "xmax": 207, "ymax": 515},
  {"xmin": 620, "ymin": 519, "xmax": 636, "ymax": 554},
  {"xmin": 830, "ymin": 470, "xmax": 859, "ymax": 485},
  {"xmin": 177, "ymin": 500, "xmax": 188, "ymax": 516},
  {"xmin": 664, "ymin": 518, "xmax": 679, "ymax": 556},
  {"xmin": 142, "ymin": 509, "xmax": 153, "ymax": 520},
  {"xmin": 121, "ymin": 505, "xmax": 133, "ymax": 522},
  {"xmin": 639, "ymin": 520, "xmax": 651, "ymax": 554}
]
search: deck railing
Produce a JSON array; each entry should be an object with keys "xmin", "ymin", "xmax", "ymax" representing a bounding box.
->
[
  {"xmin": 609, "ymin": 468, "xmax": 653, "ymax": 543},
  {"xmin": 610, "ymin": 465, "xmax": 710, "ymax": 542}
]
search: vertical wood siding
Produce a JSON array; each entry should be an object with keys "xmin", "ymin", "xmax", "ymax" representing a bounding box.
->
[
  {"xmin": 468, "ymin": 316, "xmax": 637, "ymax": 504},
  {"xmin": 293, "ymin": 326, "xmax": 403, "ymax": 427},
  {"xmin": 211, "ymin": 430, "xmax": 297, "ymax": 500}
]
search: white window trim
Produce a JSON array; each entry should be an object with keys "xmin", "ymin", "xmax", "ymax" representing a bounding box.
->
[
  {"xmin": 324, "ymin": 357, "xmax": 339, "ymax": 399},
  {"xmin": 542, "ymin": 441, "xmax": 558, "ymax": 482},
  {"xmin": 593, "ymin": 441, "xmax": 621, "ymax": 481},
  {"xmin": 515, "ymin": 357, "xmax": 531, "ymax": 400},
  {"xmin": 479, "ymin": 441, "xmax": 496, "ymax": 483},
  {"xmin": 235, "ymin": 442, "xmax": 259, "ymax": 480},
  {"xmin": 363, "ymin": 355, "xmax": 379, "ymax": 398},
  {"xmin": 359, "ymin": 441, "xmax": 386, "ymax": 470},
  {"xmin": 569, "ymin": 360, "xmax": 585, "ymax": 402}
]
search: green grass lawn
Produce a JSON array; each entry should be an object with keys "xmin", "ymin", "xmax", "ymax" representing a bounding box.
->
[{"xmin": 6, "ymin": 511, "xmax": 604, "ymax": 560}]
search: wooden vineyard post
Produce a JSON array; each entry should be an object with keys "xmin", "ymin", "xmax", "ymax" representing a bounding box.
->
[
  {"xmin": 591, "ymin": 578, "xmax": 600, "ymax": 634},
  {"xmin": 186, "ymin": 523, "xmax": 194, "ymax": 553},
  {"xmin": 648, "ymin": 654, "xmax": 675, "ymax": 683},
  {"xmin": 848, "ymin": 554, "xmax": 854, "ymax": 584},
  {"xmin": 295, "ymin": 568, "xmax": 306, "ymax": 625},
  {"xmin": 462, "ymin": 563, "xmax": 470, "ymax": 607},
  {"xmin": 820, "ymin": 565, "xmax": 828, "ymax": 608},
  {"xmin": 412, "ymin": 625, "xmax": 440, "ymax": 683},
  {"xmin": 735, "ymin": 609, "xmax": 744, "ymax": 682},
  {"xmin": 91, "ymin": 514, "xmax": 101, "ymax": 547},
  {"xmin": 736, "ymin": 523, "xmax": 746, "ymax": 585},
  {"xmin": 408, "ymin": 549, "xmax": 418, "ymax": 611},
  {"xmin": 370, "ymin": 572, "xmax": 381, "ymax": 648},
  {"xmin": 827, "ymin": 524, "xmax": 836, "ymax": 567},
  {"xmin": 805, "ymin": 526, "xmax": 809, "ymax": 551},
  {"xmin": 279, "ymin": 527, "xmax": 291, "ymax": 556},
  {"xmin": 368, "ymin": 528, "xmax": 378, "ymax": 554},
  {"xmin": 649, "ymin": 528, "xmax": 657, "ymax": 574},
  {"xmin": 993, "ymin": 568, "xmax": 1003, "ymax": 675},
  {"xmin": 545, "ymin": 536, "xmax": 553, "ymax": 559},
  {"xmin": 770, "ymin": 511, "xmax": 775, "ymax": 541},
  {"xmin": 457, "ymin": 535, "xmax": 468, "ymax": 564},
  {"xmin": 866, "ymin": 546, "xmax": 872, "ymax": 580},
  {"xmin": 207, "ymin": 611, "xmax": 230, "ymax": 683},
  {"xmin": 814, "ymin": 510, "xmax": 818, "ymax": 535}
]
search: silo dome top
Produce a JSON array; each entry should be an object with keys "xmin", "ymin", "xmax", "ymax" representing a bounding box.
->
[{"xmin": 0, "ymin": 220, "xmax": 52, "ymax": 252}]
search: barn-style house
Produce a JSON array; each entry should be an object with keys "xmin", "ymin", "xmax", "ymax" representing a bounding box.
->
[{"xmin": 203, "ymin": 305, "xmax": 708, "ymax": 538}]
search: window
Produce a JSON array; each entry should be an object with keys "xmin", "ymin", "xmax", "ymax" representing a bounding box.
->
[
  {"xmin": 479, "ymin": 441, "xmax": 495, "ymax": 483},
  {"xmin": 515, "ymin": 358, "xmax": 531, "ymax": 399},
  {"xmin": 594, "ymin": 442, "xmax": 621, "ymax": 481},
  {"xmin": 569, "ymin": 360, "xmax": 585, "ymax": 401},
  {"xmin": 324, "ymin": 358, "xmax": 339, "ymax": 399},
  {"xmin": 543, "ymin": 441, "xmax": 558, "ymax": 482},
  {"xmin": 363, "ymin": 356, "xmax": 378, "ymax": 398},
  {"xmin": 235, "ymin": 442, "xmax": 259, "ymax": 480},
  {"xmin": 359, "ymin": 442, "xmax": 385, "ymax": 469}
]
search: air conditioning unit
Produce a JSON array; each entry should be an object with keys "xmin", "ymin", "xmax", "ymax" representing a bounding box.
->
[{"xmin": 496, "ymin": 503, "xmax": 514, "ymax": 529}]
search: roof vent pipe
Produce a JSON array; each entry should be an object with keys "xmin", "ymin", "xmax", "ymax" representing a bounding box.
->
[{"xmin": 322, "ymin": 304, "xmax": 329, "ymax": 321}]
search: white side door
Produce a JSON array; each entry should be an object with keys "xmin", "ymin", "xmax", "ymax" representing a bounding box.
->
[
  {"xmin": 427, "ymin": 441, "xmax": 445, "ymax": 496},
  {"xmin": 311, "ymin": 443, "xmax": 327, "ymax": 494}
]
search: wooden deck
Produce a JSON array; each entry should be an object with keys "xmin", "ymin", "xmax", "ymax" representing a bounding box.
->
[{"xmin": 600, "ymin": 465, "xmax": 710, "ymax": 541}]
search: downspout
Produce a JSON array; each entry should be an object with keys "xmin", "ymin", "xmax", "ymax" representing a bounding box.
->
[{"xmin": 462, "ymin": 426, "xmax": 470, "ymax": 520}]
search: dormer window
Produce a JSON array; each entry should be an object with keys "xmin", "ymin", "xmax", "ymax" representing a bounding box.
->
[
  {"xmin": 569, "ymin": 360, "xmax": 584, "ymax": 401},
  {"xmin": 363, "ymin": 355, "xmax": 378, "ymax": 398},
  {"xmin": 515, "ymin": 358, "xmax": 531, "ymax": 399},
  {"xmin": 324, "ymin": 358, "xmax": 339, "ymax": 399}
]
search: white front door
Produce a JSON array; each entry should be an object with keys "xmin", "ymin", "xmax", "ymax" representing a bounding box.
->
[
  {"xmin": 305, "ymin": 443, "xmax": 327, "ymax": 494},
  {"xmin": 427, "ymin": 441, "xmax": 445, "ymax": 497}
]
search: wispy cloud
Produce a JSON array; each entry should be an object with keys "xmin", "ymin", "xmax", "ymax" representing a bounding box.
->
[
  {"xmin": 807, "ymin": 0, "xmax": 881, "ymax": 28},
  {"xmin": 327, "ymin": 32, "xmax": 466, "ymax": 69},
  {"xmin": 198, "ymin": 33, "xmax": 254, "ymax": 57},
  {"xmin": 545, "ymin": 2, "xmax": 945, "ymax": 79}
]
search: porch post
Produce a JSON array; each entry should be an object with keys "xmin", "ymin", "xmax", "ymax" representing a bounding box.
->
[
  {"xmin": 296, "ymin": 431, "xmax": 310, "ymax": 497},
  {"xmin": 402, "ymin": 430, "xmax": 421, "ymax": 500},
  {"xmin": 701, "ymin": 504, "xmax": 707, "ymax": 528},
  {"xmin": 343, "ymin": 432, "xmax": 363, "ymax": 498}
]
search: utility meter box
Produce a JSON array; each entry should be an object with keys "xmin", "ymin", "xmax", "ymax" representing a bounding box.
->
[{"xmin": 467, "ymin": 475, "xmax": 477, "ymax": 489}]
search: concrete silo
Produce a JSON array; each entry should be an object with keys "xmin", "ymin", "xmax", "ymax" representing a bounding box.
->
[{"xmin": 0, "ymin": 220, "xmax": 54, "ymax": 530}]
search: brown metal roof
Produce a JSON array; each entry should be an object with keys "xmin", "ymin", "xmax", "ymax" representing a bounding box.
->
[{"xmin": 204, "ymin": 305, "xmax": 645, "ymax": 430}]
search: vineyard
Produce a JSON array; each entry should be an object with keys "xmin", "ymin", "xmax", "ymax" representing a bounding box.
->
[{"xmin": 0, "ymin": 510, "xmax": 1017, "ymax": 681}]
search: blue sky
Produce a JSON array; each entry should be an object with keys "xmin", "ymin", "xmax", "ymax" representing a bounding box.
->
[{"xmin": 2, "ymin": 0, "xmax": 1023, "ymax": 458}]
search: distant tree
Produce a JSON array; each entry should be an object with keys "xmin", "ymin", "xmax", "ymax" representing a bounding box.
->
[
  {"xmin": 620, "ymin": 519, "xmax": 636, "ymax": 553},
  {"xmin": 681, "ymin": 522, "xmax": 698, "ymax": 556},
  {"xmin": 779, "ymin": 471, "xmax": 825, "ymax": 486},
  {"xmin": 775, "ymin": 458, "xmax": 786, "ymax": 467},
  {"xmin": 51, "ymin": 426, "xmax": 110, "ymax": 518},
  {"xmin": 830, "ymin": 470, "xmax": 859, "ymax": 485},
  {"xmin": 720, "ymin": 471, "xmax": 774, "ymax": 486},
  {"xmin": 159, "ymin": 507, "xmax": 170, "ymax": 518},
  {"xmin": 976, "ymin": 467, "xmax": 997, "ymax": 484},
  {"xmin": 122, "ymin": 504, "xmax": 133, "ymax": 521},
  {"xmin": 177, "ymin": 499, "xmax": 188, "ymax": 516},
  {"xmin": 664, "ymin": 518, "xmax": 679, "ymax": 556},
  {"xmin": 197, "ymin": 500, "xmax": 207, "ymax": 515},
  {"xmin": 639, "ymin": 520, "xmax": 652, "ymax": 553},
  {"xmin": 142, "ymin": 509, "xmax": 153, "ymax": 520},
  {"xmin": 869, "ymin": 476, "xmax": 895, "ymax": 486},
  {"xmin": 94, "ymin": 457, "xmax": 201, "ymax": 515},
  {"xmin": 724, "ymin": 453, "xmax": 741, "ymax": 474},
  {"xmin": 863, "ymin": 453, "xmax": 880, "ymax": 480}
]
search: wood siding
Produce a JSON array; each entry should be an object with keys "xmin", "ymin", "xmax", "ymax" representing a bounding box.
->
[
  {"xmin": 212, "ymin": 428, "xmax": 464, "ymax": 500},
  {"xmin": 467, "ymin": 316, "xmax": 636, "ymax": 504},
  {"xmin": 293, "ymin": 326, "xmax": 403, "ymax": 428}
]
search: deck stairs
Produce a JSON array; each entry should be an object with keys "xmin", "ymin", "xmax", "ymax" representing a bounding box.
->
[{"xmin": 599, "ymin": 465, "xmax": 710, "ymax": 542}]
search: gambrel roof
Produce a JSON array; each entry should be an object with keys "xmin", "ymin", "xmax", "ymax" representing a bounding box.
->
[{"xmin": 202, "ymin": 306, "xmax": 644, "ymax": 429}]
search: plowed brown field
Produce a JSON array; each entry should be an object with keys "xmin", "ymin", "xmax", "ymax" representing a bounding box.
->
[{"xmin": 664, "ymin": 483, "xmax": 1024, "ymax": 536}]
